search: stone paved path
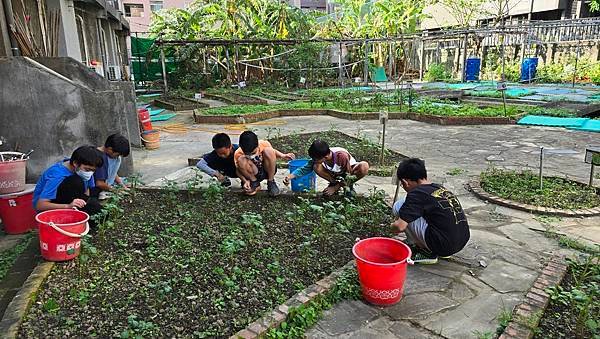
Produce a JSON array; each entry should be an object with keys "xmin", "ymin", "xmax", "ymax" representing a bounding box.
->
[{"xmin": 134, "ymin": 115, "xmax": 599, "ymax": 338}]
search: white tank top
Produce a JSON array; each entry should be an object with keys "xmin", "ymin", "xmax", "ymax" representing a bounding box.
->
[{"xmin": 323, "ymin": 147, "xmax": 357, "ymax": 174}]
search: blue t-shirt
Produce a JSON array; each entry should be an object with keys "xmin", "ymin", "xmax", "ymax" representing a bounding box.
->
[
  {"xmin": 32, "ymin": 160, "xmax": 95, "ymax": 209},
  {"xmin": 95, "ymin": 152, "xmax": 121, "ymax": 186}
]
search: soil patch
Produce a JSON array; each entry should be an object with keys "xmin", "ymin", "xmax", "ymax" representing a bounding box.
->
[
  {"xmin": 154, "ymin": 97, "xmax": 209, "ymax": 111},
  {"xmin": 268, "ymin": 131, "xmax": 407, "ymax": 176},
  {"xmin": 534, "ymin": 257, "xmax": 599, "ymax": 339},
  {"xmin": 18, "ymin": 190, "xmax": 392, "ymax": 337}
]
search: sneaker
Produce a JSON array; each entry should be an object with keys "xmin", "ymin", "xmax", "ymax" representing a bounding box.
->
[
  {"xmin": 410, "ymin": 247, "xmax": 439, "ymax": 265},
  {"xmin": 267, "ymin": 180, "xmax": 280, "ymax": 197},
  {"xmin": 221, "ymin": 177, "xmax": 231, "ymax": 187}
]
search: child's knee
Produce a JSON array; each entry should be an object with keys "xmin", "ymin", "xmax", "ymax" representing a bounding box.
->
[{"xmin": 262, "ymin": 148, "xmax": 275, "ymax": 160}]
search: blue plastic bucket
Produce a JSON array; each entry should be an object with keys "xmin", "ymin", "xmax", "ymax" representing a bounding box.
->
[
  {"xmin": 465, "ymin": 58, "xmax": 481, "ymax": 81},
  {"xmin": 288, "ymin": 159, "xmax": 316, "ymax": 192},
  {"xmin": 521, "ymin": 57, "xmax": 539, "ymax": 83}
]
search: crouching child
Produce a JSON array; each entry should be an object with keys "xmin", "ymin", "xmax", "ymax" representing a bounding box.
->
[
  {"xmin": 391, "ymin": 158, "xmax": 470, "ymax": 264},
  {"xmin": 284, "ymin": 140, "xmax": 369, "ymax": 197},
  {"xmin": 234, "ymin": 131, "xmax": 294, "ymax": 196},
  {"xmin": 196, "ymin": 133, "xmax": 239, "ymax": 187},
  {"xmin": 33, "ymin": 146, "xmax": 104, "ymax": 225}
]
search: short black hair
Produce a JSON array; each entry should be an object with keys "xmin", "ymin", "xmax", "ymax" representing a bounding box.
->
[
  {"xmin": 212, "ymin": 133, "xmax": 232, "ymax": 149},
  {"xmin": 308, "ymin": 140, "xmax": 330, "ymax": 160},
  {"xmin": 239, "ymin": 131, "xmax": 258, "ymax": 154},
  {"xmin": 396, "ymin": 158, "xmax": 427, "ymax": 181},
  {"xmin": 70, "ymin": 146, "xmax": 104, "ymax": 168},
  {"xmin": 104, "ymin": 133, "xmax": 130, "ymax": 157}
]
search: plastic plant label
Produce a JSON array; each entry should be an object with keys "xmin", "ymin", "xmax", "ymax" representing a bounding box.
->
[
  {"xmin": 299, "ymin": 77, "xmax": 306, "ymax": 84},
  {"xmin": 379, "ymin": 111, "xmax": 388, "ymax": 124},
  {"xmin": 584, "ymin": 148, "xmax": 600, "ymax": 165},
  {"xmin": 497, "ymin": 82, "xmax": 507, "ymax": 91},
  {"xmin": 238, "ymin": 81, "xmax": 246, "ymax": 88},
  {"xmin": 194, "ymin": 93, "xmax": 202, "ymax": 99}
]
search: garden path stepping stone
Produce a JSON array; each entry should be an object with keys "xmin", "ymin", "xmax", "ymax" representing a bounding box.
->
[
  {"xmin": 404, "ymin": 267, "xmax": 453, "ymax": 295},
  {"xmin": 388, "ymin": 321, "xmax": 442, "ymax": 339},
  {"xmin": 478, "ymin": 259, "xmax": 538, "ymax": 293},
  {"xmin": 315, "ymin": 300, "xmax": 379, "ymax": 336},
  {"xmin": 383, "ymin": 293, "xmax": 458, "ymax": 320},
  {"xmin": 419, "ymin": 291, "xmax": 522, "ymax": 338}
]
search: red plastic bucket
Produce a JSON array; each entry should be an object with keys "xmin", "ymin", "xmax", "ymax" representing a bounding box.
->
[
  {"xmin": 0, "ymin": 152, "xmax": 27, "ymax": 194},
  {"xmin": 138, "ymin": 109, "xmax": 153, "ymax": 131},
  {"xmin": 353, "ymin": 237, "xmax": 413, "ymax": 306},
  {"xmin": 0, "ymin": 184, "xmax": 37, "ymax": 234},
  {"xmin": 36, "ymin": 209, "xmax": 90, "ymax": 261}
]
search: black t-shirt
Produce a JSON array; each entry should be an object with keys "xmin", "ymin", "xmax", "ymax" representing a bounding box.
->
[
  {"xmin": 202, "ymin": 144, "xmax": 239, "ymax": 178},
  {"xmin": 397, "ymin": 183, "xmax": 470, "ymax": 257}
]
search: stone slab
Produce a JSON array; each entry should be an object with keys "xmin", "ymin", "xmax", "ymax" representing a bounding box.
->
[
  {"xmin": 384, "ymin": 293, "xmax": 458, "ymax": 320},
  {"xmin": 479, "ymin": 259, "xmax": 538, "ymax": 293},
  {"xmin": 420, "ymin": 291, "xmax": 522, "ymax": 338},
  {"xmin": 315, "ymin": 300, "xmax": 379, "ymax": 336},
  {"xmin": 389, "ymin": 321, "xmax": 441, "ymax": 339},
  {"xmin": 404, "ymin": 267, "xmax": 453, "ymax": 295}
]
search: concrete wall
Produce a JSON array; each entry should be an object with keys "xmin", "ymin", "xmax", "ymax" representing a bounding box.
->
[{"xmin": 0, "ymin": 57, "xmax": 140, "ymax": 182}]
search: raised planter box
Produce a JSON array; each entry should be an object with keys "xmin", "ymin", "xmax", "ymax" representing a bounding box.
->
[
  {"xmin": 154, "ymin": 97, "xmax": 209, "ymax": 111},
  {"xmin": 204, "ymin": 93, "xmax": 268, "ymax": 105},
  {"xmin": 194, "ymin": 108, "xmax": 518, "ymax": 126},
  {"xmin": 468, "ymin": 177, "xmax": 600, "ymax": 217}
]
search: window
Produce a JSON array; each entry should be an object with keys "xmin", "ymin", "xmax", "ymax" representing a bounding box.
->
[
  {"xmin": 124, "ymin": 3, "xmax": 144, "ymax": 17},
  {"xmin": 150, "ymin": 1, "xmax": 163, "ymax": 12}
]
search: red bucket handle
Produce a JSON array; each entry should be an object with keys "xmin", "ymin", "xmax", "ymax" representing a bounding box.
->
[{"xmin": 48, "ymin": 222, "xmax": 90, "ymax": 238}]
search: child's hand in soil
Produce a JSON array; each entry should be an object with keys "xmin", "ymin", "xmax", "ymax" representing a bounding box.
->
[
  {"xmin": 242, "ymin": 181, "xmax": 252, "ymax": 192},
  {"xmin": 283, "ymin": 174, "xmax": 293, "ymax": 186}
]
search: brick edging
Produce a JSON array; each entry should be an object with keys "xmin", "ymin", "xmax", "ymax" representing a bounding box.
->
[
  {"xmin": 229, "ymin": 260, "xmax": 356, "ymax": 339},
  {"xmin": 468, "ymin": 178, "xmax": 600, "ymax": 217},
  {"xmin": 194, "ymin": 109, "xmax": 517, "ymax": 126},
  {"xmin": 0, "ymin": 262, "xmax": 54, "ymax": 338},
  {"xmin": 153, "ymin": 97, "xmax": 208, "ymax": 111},
  {"xmin": 498, "ymin": 256, "xmax": 569, "ymax": 339}
]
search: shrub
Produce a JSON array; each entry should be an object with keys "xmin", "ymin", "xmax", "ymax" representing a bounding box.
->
[
  {"xmin": 424, "ymin": 63, "xmax": 451, "ymax": 81},
  {"xmin": 536, "ymin": 63, "xmax": 565, "ymax": 83}
]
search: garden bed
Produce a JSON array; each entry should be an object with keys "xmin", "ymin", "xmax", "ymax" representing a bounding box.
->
[
  {"xmin": 268, "ymin": 131, "xmax": 407, "ymax": 176},
  {"xmin": 154, "ymin": 96, "xmax": 209, "ymax": 111},
  {"xmin": 470, "ymin": 168, "xmax": 600, "ymax": 216},
  {"xmin": 534, "ymin": 256, "xmax": 599, "ymax": 339},
  {"xmin": 17, "ymin": 189, "xmax": 392, "ymax": 337},
  {"xmin": 204, "ymin": 92, "xmax": 268, "ymax": 105},
  {"xmin": 194, "ymin": 107, "xmax": 519, "ymax": 126}
]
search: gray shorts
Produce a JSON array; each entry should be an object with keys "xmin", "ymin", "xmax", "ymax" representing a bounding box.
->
[{"xmin": 393, "ymin": 197, "xmax": 430, "ymax": 251}]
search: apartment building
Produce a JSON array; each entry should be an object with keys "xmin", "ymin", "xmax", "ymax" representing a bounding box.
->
[
  {"xmin": 123, "ymin": 0, "xmax": 190, "ymax": 33},
  {"xmin": 421, "ymin": 0, "xmax": 599, "ymax": 30}
]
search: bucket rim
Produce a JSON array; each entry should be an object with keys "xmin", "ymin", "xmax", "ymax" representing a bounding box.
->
[
  {"xmin": 352, "ymin": 237, "xmax": 412, "ymax": 266},
  {"xmin": 35, "ymin": 209, "xmax": 90, "ymax": 226},
  {"xmin": 288, "ymin": 158, "xmax": 310, "ymax": 166}
]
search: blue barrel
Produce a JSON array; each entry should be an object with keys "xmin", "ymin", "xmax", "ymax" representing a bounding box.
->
[
  {"xmin": 521, "ymin": 57, "xmax": 539, "ymax": 83},
  {"xmin": 288, "ymin": 159, "xmax": 316, "ymax": 192},
  {"xmin": 465, "ymin": 58, "xmax": 481, "ymax": 81}
]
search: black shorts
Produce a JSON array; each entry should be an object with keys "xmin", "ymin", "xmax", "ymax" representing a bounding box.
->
[{"xmin": 255, "ymin": 166, "xmax": 277, "ymax": 182}]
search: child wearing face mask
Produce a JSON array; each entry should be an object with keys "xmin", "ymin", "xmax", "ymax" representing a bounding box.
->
[{"xmin": 33, "ymin": 146, "xmax": 104, "ymax": 221}]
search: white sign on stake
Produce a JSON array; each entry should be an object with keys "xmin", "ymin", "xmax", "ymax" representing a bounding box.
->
[
  {"xmin": 238, "ymin": 81, "xmax": 246, "ymax": 88},
  {"xmin": 299, "ymin": 77, "xmax": 306, "ymax": 84},
  {"xmin": 194, "ymin": 93, "xmax": 202, "ymax": 100}
]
